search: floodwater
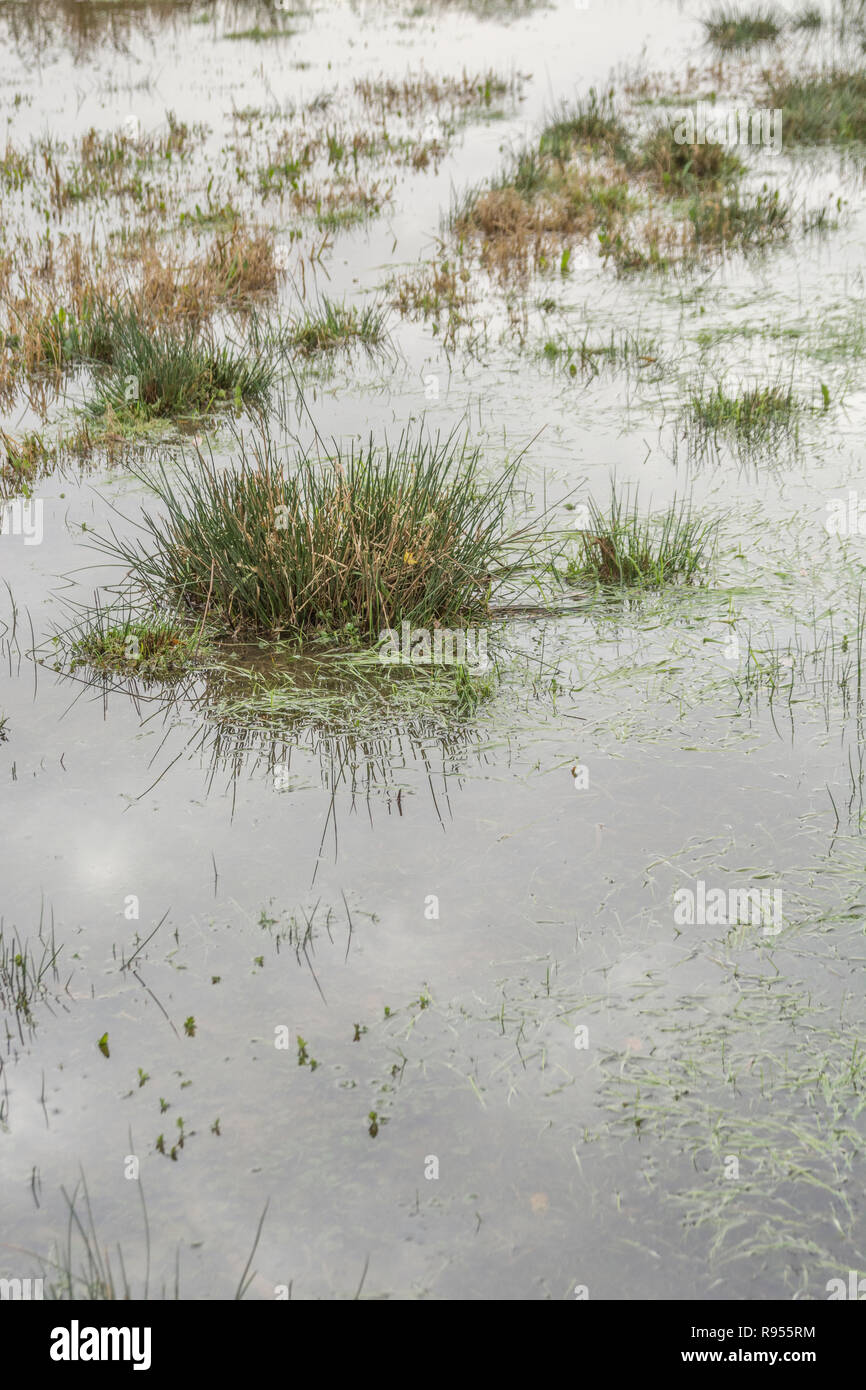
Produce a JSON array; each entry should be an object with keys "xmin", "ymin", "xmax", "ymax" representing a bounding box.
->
[{"xmin": 1, "ymin": 0, "xmax": 865, "ymax": 1299}]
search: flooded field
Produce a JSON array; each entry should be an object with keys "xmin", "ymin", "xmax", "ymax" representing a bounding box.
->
[{"xmin": 1, "ymin": 0, "xmax": 865, "ymax": 1302}]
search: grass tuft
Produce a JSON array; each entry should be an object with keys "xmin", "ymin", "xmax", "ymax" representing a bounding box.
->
[
  {"xmin": 567, "ymin": 487, "xmax": 716, "ymax": 587},
  {"xmin": 686, "ymin": 381, "xmax": 800, "ymax": 443},
  {"xmin": 688, "ymin": 185, "xmax": 789, "ymax": 247},
  {"xmin": 64, "ymin": 604, "xmax": 210, "ymax": 682},
  {"xmin": 538, "ymin": 88, "xmax": 631, "ymax": 163},
  {"xmin": 82, "ymin": 305, "xmax": 275, "ymax": 421},
  {"xmin": 287, "ymin": 297, "xmax": 388, "ymax": 354},
  {"xmin": 703, "ymin": 6, "xmax": 782, "ymax": 50},
  {"xmin": 638, "ymin": 121, "xmax": 743, "ymax": 194},
  {"xmin": 768, "ymin": 70, "xmax": 866, "ymax": 145}
]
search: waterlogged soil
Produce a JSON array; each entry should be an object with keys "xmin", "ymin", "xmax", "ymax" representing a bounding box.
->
[{"xmin": 1, "ymin": 0, "xmax": 865, "ymax": 1300}]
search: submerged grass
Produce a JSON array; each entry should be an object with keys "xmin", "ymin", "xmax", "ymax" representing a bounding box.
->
[
  {"xmin": 390, "ymin": 256, "xmax": 473, "ymax": 343},
  {"xmin": 93, "ymin": 426, "xmax": 526, "ymax": 640},
  {"xmin": 224, "ymin": 26, "xmax": 296, "ymax": 41},
  {"xmin": 567, "ymin": 487, "xmax": 716, "ymax": 588},
  {"xmin": 314, "ymin": 193, "xmax": 382, "ymax": 231},
  {"xmin": 688, "ymin": 185, "xmax": 789, "ymax": 247},
  {"xmin": 732, "ymin": 608, "xmax": 866, "ymax": 719},
  {"xmin": 541, "ymin": 327, "xmax": 662, "ymax": 378},
  {"xmin": 37, "ymin": 1175, "xmax": 269, "ymax": 1299},
  {"xmin": 599, "ymin": 938, "xmax": 866, "ymax": 1290},
  {"xmin": 0, "ymin": 913, "xmax": 61, "ymax": 1030},
  {"xmin": 210, "ymin": 649, "xmax": 498, "ymax": 730}
]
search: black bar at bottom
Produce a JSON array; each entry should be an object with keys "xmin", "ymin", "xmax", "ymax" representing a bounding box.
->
[{"xmin": 4, "ymin": 1296, "xmax": 858, "ymax": 1376}]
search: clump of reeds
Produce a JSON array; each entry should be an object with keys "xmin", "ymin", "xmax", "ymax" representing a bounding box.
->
[
  {"xmin": 790, "ymin": 6, "xmax": 822, "ymax": 30},
  {"xmin": 93, "ymin": 427, "xmax": 523, "ymax": 639}
]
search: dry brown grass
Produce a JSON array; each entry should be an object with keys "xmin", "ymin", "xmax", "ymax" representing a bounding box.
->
[
  {"xmin": 0, "ymin": 248, "xmax": 17, "ymax": 303},
  {"xmin": 454, "ymin": 166, "xmax": 632, "ymax": 277},
  {"xmin": 0, "ymin": 219, "xmax": 281, "ymax": 401},
  {"xmin": 392, "ymin": 258, "xmax": 471, "ymax": 312},
  {"xmin": 138, "ymin": 227, "xmax": 280, "ymax": 321},
  {"xmin": 452, "ymin": 82, "xmax": 789, "ymax": 282}
]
